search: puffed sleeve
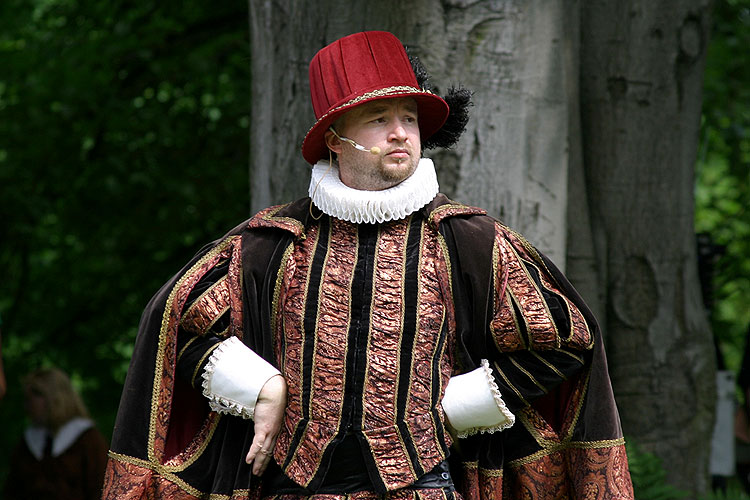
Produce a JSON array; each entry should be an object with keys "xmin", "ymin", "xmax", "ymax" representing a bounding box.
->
[
  {"xmin": 175, "ymin": 257, "xmax": 279, "ymax": 419},
  {"xmin": 443, "ymin": 220, "xmax": 594, "ymax": 437}
]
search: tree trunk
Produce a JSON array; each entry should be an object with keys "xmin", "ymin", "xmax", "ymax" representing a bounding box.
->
[
  {"xmin": 429, "ymin": 1, "xmax": 576, "ymax": 268},
  {"xmin": 578, "ymin": 0, "xmax": 715, "ymax": 495},
  {"xmin": 249, "ymin": 0, "xmax": 716, "ymax": 494}
]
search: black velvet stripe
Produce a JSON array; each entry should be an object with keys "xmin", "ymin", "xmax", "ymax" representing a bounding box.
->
[
  {"xmin": 281, "ymin": 420, "xmax": 307, "ymax": 471},
  {"xmin": 510, "ymin": 298, "xmax": 530, "ymax": 347},
  {"xmin": 301, "ymin": 218, "xmax": 330, "ymax": 420},
  {"xmin": 269, "ymin": 246, "xmax": 295, "ymax": 377},
  {"xmin": 396, "ymin": 215, "xmax": 425, "ymax": 476},
  {"xmin": 344, "ymin": 223, "xmax": 377, "ymax": 429},
  {"xmin": 435, "ymin": 220, "xmax": 475, "ymax": 372},
  {"xmin": 174, "ymin": 330, "xmax": 222, "ymax": 389},
  {"xmin": 490, "ymin": 360, "xmax": 529, "ymax": 411},
  {"xmin": 430, "ymin": 318, "xmax": 450, "ymax": 456},
  {"xmin": 183, "ymin": 259, "xmax": 230, "ymax": 307},
  {"xmin": 529, "ymin": 349, "xmax": 585, "ymax": 381},
  {"xmin": 307, "ymin": 437, "xmax": 349, "ymax": 491},
  {"xmin": 496, "ymin": 354, "xmax": 550, "ymax": 401},
  {"xmin": 265, "ymin": 434, "xmax": 374, "ymax": 494},
  {"xmin": 206, "ymin": 312, "xmax": 231, "ymax": 337},
  {"xmin": 260, "ymin": 239, "xmax": 296, "ymax": 361},
  {"xmin": 492, "ymin": 347, "xmax": 586, "ymax": 412}
]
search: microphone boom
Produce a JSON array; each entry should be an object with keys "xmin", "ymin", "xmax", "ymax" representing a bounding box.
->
[{"xmin": 329, "ymin": 127, "xmax": 381, "ymax": 155}]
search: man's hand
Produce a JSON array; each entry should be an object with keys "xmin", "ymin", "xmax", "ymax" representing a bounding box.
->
[{"xmin": 245, "ymin": 374, "xmax": 287, "ymax": 476}]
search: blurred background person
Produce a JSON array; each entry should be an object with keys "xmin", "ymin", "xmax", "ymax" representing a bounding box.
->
[{"xmin": 3, "ymin": 367, "xmax": 108, "ymax": 500}]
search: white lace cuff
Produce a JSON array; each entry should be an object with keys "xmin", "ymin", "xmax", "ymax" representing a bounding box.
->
[
  {"xmin": 442, "ymin": 359, "xmax": 515, "ymax": 438},
  {"xmin": 201, "ymin": 336, "xmax": 281, "ymax": 419}
]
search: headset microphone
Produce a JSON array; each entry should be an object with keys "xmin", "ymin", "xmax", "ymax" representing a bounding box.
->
[
  {"xmin": 329, "ymin": 127, "xmax": 381, "ymax": 155},
  {"xmin": 347, "ymin": 141, "xmax": 381, "ymax": 155}
]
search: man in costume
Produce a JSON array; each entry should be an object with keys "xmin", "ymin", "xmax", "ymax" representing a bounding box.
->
[{"xmin": 103, "ymin": 31, "xmax": 634, "ymax": 499}]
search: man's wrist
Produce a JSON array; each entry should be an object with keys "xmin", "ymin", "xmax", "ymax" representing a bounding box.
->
[
  {"xmin": 258, "ymin": 374, "xmax": 287, "ymax": 401},
  {"xmin": 201, "ymin": 336, "xmax": 281, "ymax": 419}
]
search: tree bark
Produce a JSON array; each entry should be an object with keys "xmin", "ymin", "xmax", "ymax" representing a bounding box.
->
[
  {"xmin": 579, "ymin": 0, "xmax": 715, "ymax": 495},
  {"xmin": 428, "ymin": 1, "xmax": 576, "ymax": 267}
]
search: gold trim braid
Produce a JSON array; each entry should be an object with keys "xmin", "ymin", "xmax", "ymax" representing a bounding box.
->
[{"xmin": 306, "ymin": 86, "xmax": 435, "ymax": 136}]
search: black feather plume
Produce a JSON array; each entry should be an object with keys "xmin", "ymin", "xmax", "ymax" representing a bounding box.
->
[
  {"xmin": 407, "ymin": 52, "xmax": 473, "ymax": 150},
  {"xmin": 423, "ymin": 85, "xmax": 473, "ymax": 150},
  {"xmin": 408, "ymin": 54, "xmax": 434, "ymax": 93}
]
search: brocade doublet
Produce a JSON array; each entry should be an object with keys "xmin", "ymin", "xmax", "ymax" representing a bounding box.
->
[{"xmin": 273, "ymin": 213, "xmax": 454, "ymax": 492}]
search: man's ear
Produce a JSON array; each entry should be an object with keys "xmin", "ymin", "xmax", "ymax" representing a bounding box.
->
[{"xmin": 325, "ymin": 129, "xmax": 343, "ymax": 155}]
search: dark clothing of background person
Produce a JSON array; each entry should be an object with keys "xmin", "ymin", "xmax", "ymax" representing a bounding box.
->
[{"xmin": 4, "ymin": 421, "xmax": 108, "ymax": 500}]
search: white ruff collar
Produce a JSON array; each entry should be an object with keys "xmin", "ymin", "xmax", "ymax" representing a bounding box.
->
[
  {"xmin": 309, "ymin": 158, "xmax": 439, "ymax": 224},
  {"xmin": 24, "ymin": 417, "xmax": 94, "ymax": 460}
]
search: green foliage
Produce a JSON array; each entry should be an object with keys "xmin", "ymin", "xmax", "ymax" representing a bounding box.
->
[
  {"xmin": 700, "ymin": 484, "xmax": 750, "ymax": 500},
  {"xmin": 626, "ymin": 440, "xmax": 690, "ymax": 500},
  {"xmin": 626, "ymin": 438, "xmax": 750, "ymax": 500},
  {"xmin": 0, "ymin": 0, "xmax": 250, "ymax": 483},
  {"xmin": 696, "ymin": 0, "xmax": 750, "ymax": 372}
]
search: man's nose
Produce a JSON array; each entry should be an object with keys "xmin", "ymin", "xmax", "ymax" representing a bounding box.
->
[{"xmin": 389, "ymin": 122, "xmax": 408, "ymax": 141}]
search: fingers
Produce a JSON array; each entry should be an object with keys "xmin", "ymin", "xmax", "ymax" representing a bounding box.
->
[
  {"xmin": 246, "ymin": 434, "xmax": 278, "ymax": 476},
  {"xmin": 245, "ymin": 438, "xmax": 263, "ymax": 467},
  {"xmin": 246, "ymin": 375, "xmax": 286, "ymax": 476}
]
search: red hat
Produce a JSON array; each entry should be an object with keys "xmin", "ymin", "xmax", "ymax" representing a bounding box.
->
[{"xmin": 301, "ymin": 31, "xmax": 450, "ymax": 165}]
